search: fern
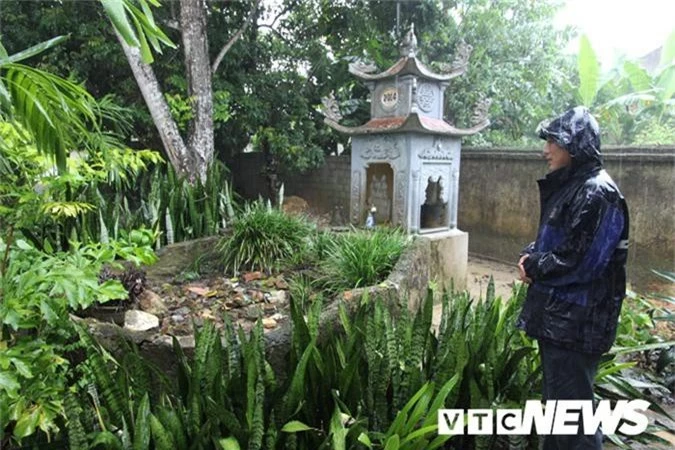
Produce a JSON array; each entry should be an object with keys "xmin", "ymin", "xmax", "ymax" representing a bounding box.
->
[
  {"xmin": 133, "ymin": 394, "xmax": 151, "ymax": 450},
  {"xmin": 65, "ymin": 391, "xmax": 88, "ymax": 450},
  {"xmin": 149, "ymin": 413, "xmax": 175, "ymax": 450},
  {"xmin": 156, "ymin": 407, "xmax": 187, "ymax": 450},
  {"xmin": 248, "ymin": 376, "xmax": 265, "ymax": 450}
]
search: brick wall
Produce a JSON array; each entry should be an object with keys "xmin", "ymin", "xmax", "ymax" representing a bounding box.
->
[{"xmin": 231, "ymin": 153, "xmax": 351, "ymax": 214}]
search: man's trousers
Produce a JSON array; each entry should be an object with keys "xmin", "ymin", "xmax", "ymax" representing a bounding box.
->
[{"xmin": 539, "ymin": 340, "xmax": 604, "ymax": 450}]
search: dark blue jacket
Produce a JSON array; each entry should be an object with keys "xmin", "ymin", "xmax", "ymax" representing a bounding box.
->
[{"xmin": 517, "ymin": 107, "xmax": 629, "ymax": 355}]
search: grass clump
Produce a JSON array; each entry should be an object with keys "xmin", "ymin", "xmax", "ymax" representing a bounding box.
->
[
  {"xmin": 217, "ymin": 202, "xmax": 311, "ymax": 275},
  {"xmin": 320, "ymin": 227, "xmax": 408, "ymax": 293}
]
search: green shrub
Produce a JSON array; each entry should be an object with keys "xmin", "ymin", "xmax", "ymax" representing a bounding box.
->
[
  {"xmin": 320, "ymin": 228, "xmax": 408, "ymax": 293},
  {"xmin": 0, "ymin": 234, "xmax": 156, "ymax": 448},
  {"xmin": 217, "ymin": 202, "xmax": 312, "ymax": 275},
  {"xmin": 305, "ymin": 229, "xmax": 339, "ymax": 264},
  {"xmin": 615, "ymin": 291, "xmax": 661, "ymax": 348}
]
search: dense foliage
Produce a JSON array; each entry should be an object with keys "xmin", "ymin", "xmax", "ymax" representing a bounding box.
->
[
  {"xmin": 15, "ymin": 286, "xmax": 539, "ymax": 449},
  {"xmin": 8, "ymin": 281, "xmax": 670, "ymax": 449},
  {"xmin": 216, "ymin": 203, "xmax": 410, "ymax": 297},
  {"xmin": 576, "ymin": 31, "xmax": 675, "ymax": 145},
  {"xmin": 319, "ymin": 228, "xmax": 410, "ymax": 294},
  {"xmin": 0, "ymin": 0, "xmax": 580, "ymax": 169}
]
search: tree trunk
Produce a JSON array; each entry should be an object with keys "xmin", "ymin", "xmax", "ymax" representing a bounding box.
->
[
  {"xmin": 180, "ymin": 0, "xmax": 214, "ymax": 183},
  {"xmin": 261, "ymin": 138, "xmax": 281, "ymax": 206},
  {"xmin": 116, "ymin": 32, "xmax": 192, "ymax": 178}
]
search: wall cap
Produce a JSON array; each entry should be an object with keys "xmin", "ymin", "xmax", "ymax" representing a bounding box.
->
[{"xmin": 462, "ymin": 146, "xmax": 675, "ymax": 162}]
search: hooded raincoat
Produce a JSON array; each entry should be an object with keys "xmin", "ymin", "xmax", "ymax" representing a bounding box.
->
[{"xmin": 517, "ymin": 107, "xmax": 629, "ymax": 355}]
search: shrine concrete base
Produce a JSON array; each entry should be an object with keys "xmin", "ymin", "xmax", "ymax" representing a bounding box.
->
[
  {"xmin": 386, "ymin": 229, "xmax": 468, "ymax": 312},
  {"xmin": 422, "ymin": 229, "xmax": 468, "ymax": 293}
]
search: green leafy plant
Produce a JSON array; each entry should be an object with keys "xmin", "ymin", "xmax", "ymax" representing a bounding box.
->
[
  {"xmin": 281, "ymin": 282, "xmax": 540, "ymax": 450},
  {"xmin": 140, "ymin": 160, "xmax": 235, "ymax": 246},
  {"xmin": 217, "ymin": 201, "xmax": 312, "ymax": 275},
  {"xmin": 615, "ymin": 290, "xmax": 662, "ymax": 348},
  {"xmin": 356, "ymin": 378, "xmax": 459, "ymax": 450},
  {"xmin": 0, "ymin": 236, "xmax": 153, "ymax": 447},
  {"xmin": 578, "ymin": 34, "xmax": 601, "ymax": 107},
  {"xmin": 595, "ymin": 349, "xmax": 675, "ymax": 449},
  {"xmin": 319, "ymin": 228, "xmax": 409, "ymax": 294},
  {"xmin": 80, "ymin": 312, "xmax": 321, "ymax": 450},
  {"xmin": 651, "ymin": 270, "xmax": 675, "ymax": 324},
  {"xmin": 575, "ymin": 31, "xmax": 675, "ymax": 144}
]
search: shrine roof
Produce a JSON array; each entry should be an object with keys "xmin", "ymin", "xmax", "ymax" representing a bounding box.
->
[
  {"xmin": 349, "ymin": 56, "xmax": 465, "ymax": 82},
  {"xmin": 324, "ymin": 113, "xmax": 489, "ymax": 137}
]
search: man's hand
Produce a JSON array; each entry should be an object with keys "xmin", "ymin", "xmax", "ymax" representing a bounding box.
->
[{"xmin": 518, "ymin": 254, "xmax": 533, "ymax": 284}]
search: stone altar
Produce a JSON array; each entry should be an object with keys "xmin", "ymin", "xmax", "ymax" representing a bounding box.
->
[{"xmin": 322, "ymin": 24, "xmax": 490, "ymax": 289}]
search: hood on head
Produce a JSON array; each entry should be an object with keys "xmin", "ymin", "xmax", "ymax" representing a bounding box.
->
[{"xmin": 537, "ymin": 106, "xmax": 602, "ymax": 167}]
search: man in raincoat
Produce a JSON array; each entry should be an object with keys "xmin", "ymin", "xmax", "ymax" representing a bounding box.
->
[{"xmin": 517, "ymin": 106, "xmax": 629, "ymax": 450}]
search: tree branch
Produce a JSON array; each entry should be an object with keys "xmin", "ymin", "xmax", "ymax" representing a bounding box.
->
[
  {"xmin": 212, "ymin": 0, "xmax": 262, "ymax": 74},
  {"xmin": 258, "ymin": 24, "xmax": 293, "ymax": 47},
  {"xmin": 267, "ymin": 0, "xmax": 294, "ymax": 30}
]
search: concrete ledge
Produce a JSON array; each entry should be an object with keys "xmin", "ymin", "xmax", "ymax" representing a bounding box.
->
[
  {"xmin": 85, "ymin": 232, "xmax": 469, "ymax": 380},
  {"xmin": 423, "ymin": 230, "xmax": 468, "ymax": 292}
]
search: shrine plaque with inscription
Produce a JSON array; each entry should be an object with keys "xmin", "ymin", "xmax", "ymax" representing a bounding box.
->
[{"xmin": 380, "ymin": 86, "xmax": 399, "ymax": 111}]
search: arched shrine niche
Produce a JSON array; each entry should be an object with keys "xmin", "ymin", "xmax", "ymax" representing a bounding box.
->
[
  {"xmin": 366, "ymin": 163, "xmax": 394, "ymax": 224},
  {"xmin": 421, "ymin": 175, "xmax": 448, "ymax": 229}
]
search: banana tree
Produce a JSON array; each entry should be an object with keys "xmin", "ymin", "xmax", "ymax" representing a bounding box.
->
[{"xmin": 577, "ymin": 31, "xmax": 675, "ymax": 144}]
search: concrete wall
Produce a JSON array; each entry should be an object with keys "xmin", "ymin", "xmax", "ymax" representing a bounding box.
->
[
  {"xmin": 231, "ymin": 147, "xmax": 675, "ymax": 288},
  {"xmin": 458, "ymin": 147, "xmax": 675, "ymax": 286}
]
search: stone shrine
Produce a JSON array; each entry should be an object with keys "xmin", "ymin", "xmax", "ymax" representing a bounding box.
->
[{"xmin": 322, "ymin": 24, "xmax": 490, "ymax": 288}]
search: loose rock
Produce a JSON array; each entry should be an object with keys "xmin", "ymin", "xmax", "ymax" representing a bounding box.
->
[
  {"xmin": 244, "ymin": 305, "xmax": 263, "ymax": 321},
  {"xmin": 138, "ymin": 289, "xmax": 168, "ymax": 316},
  {"xmin": 262, "ymin": 318, "xmax": 278, "ymax": 329},
  {"xmin": 267, "ymin": 290, "xmax": 288, "ymax": 305},
  {"xmin": 124, "ymin": 310, "xmax": 160, "ymax": 332},
  {"xmin": 242, "ymin": 271, "xmax": 263, "ymax": 283}
]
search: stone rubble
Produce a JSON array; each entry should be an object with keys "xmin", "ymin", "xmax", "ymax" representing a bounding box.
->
[{"xmin": 144, "ymin": 270, "xmax": 294, "ymax": 336}]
